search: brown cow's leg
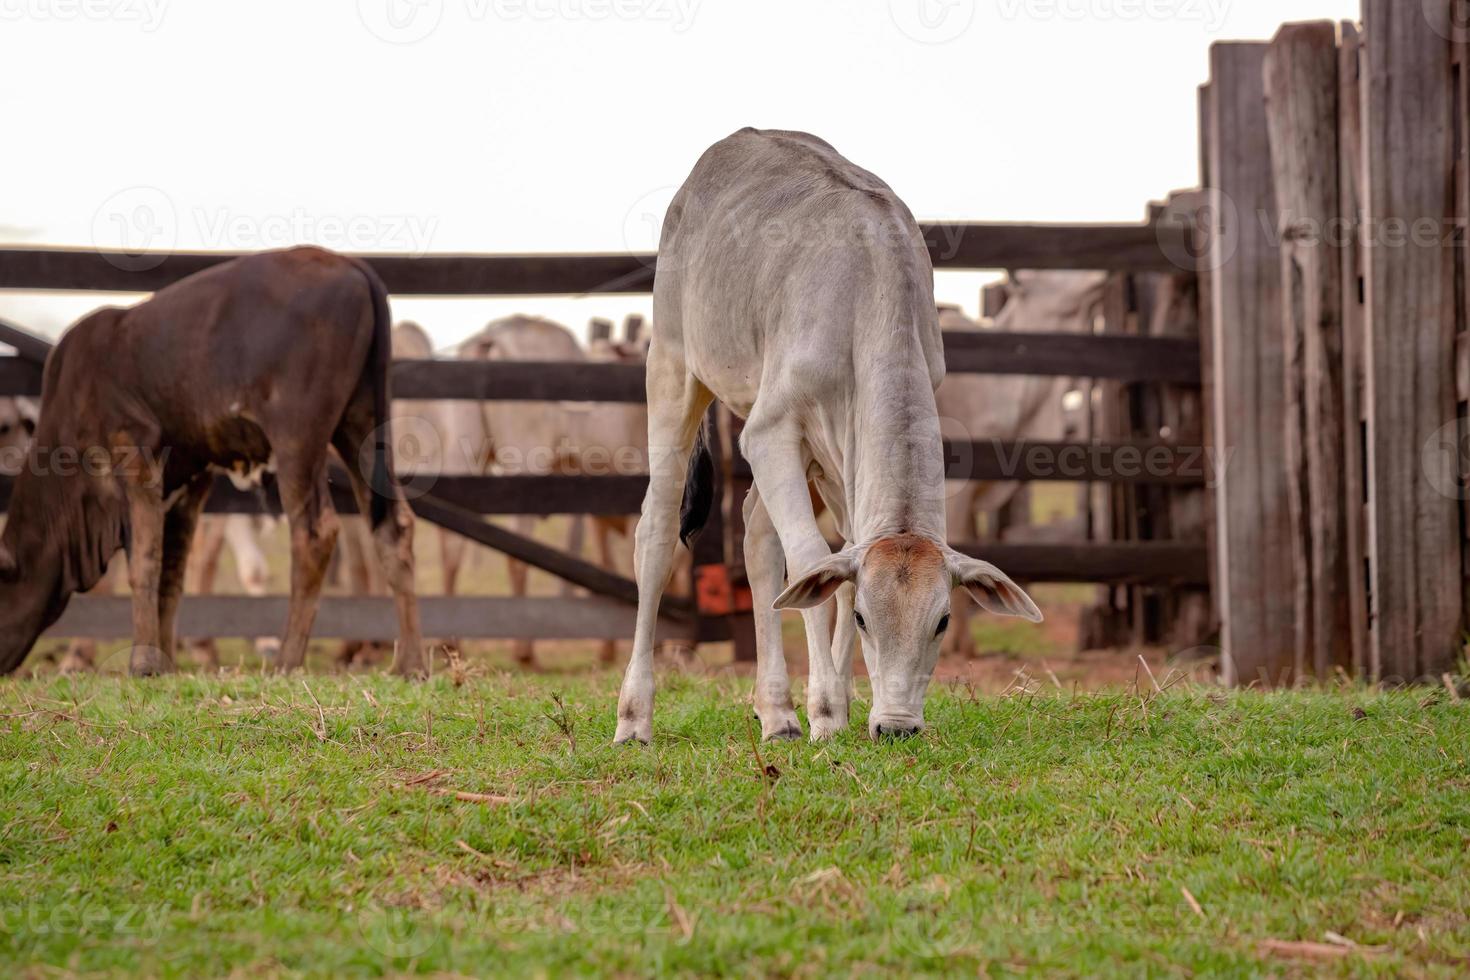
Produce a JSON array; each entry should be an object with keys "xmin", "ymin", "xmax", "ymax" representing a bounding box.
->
[
  {"xmin": 331, "ymin": 428, "xmax": 427, "ymax": 680},
  {"xmin": 275, "ymin": 467, "xmax": 340, "ymax": 673},
  {"xmin": 157, "ymin": 475, "xmax": 212, "ymax": 669},
  {"xmin": 124, "ymin": 484, "xmax": 172, "ymax": 676},
  {"xmin": 441, "ymin": 529, "xmax": 464, "ymax": 596}
]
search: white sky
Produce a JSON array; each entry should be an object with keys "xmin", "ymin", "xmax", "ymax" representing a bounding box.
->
[{"xmin": 1, "ymin": 0, "xmax": 1360, "ymax": 352}]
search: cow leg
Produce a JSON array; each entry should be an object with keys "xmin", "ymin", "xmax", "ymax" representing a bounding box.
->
[
  {"xmin": 739, "ymin": 417, "xmax": 845, "ymax": 737},
  {"xmin": 330, "ymin": 430, "xmax": 427, "ymax": 680},
  {"xmin": 334, "ymin": 515, "xmax": 377, "ymax": 667},
  {"xmin": 124, "ymin": 484, "xmax": 172, "ymax": 676},
  {"xmin": 185, "ymin": 516, "xmax": 226, "ymax": 666},
  {"xmin": 562, "ymin": 514, "xmax": 585, "ymax": 598},
  {"xmin": 833, "ymin": 581, "xmax": 858, "ymax": 702},
  {"xmin": 441, "ymin": 529, "xmax": 465, "ymax": 595},
  {"xmin": 613, "ymin": 361, "xmax": 713, "ymax": 745},
  {"xmin": 743, "ymin": 488, "xmax": 801, "ymax": 740},
  {"xmin": 594, "ymin": 517, "xmax": 618, "ymax": 665},
  {"xmin": 507, "ymin": 516, "xmax": 537, "ymax": 666},
  {"xmin": 225, "ymin": 515, "xmax": 280, "ymax": 660},
  {"xmin": 274, "ymin": 465, "xmax": 340, "ymax": 673},
  {"xmin": 157, "ymin": 475, "xmax": 212, "ymax": 668}
]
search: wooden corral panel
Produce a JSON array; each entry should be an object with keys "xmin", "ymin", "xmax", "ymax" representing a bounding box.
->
[
  {"xmin": 1362, "ymin": 0, "xmax": 1462, "ymax": 682},
  {"xmin": 1264, "ymin": 20, "xmax": 1353, "ymax": 678},
  {"xmin": 1207, "ymin": 42, "xmax": 1298, "ymax": 686}
]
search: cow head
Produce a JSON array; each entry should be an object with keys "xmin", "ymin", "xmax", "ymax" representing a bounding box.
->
[{"xmin": 774, "ymin": 534, "xmax": 1040, "ymax": 738}]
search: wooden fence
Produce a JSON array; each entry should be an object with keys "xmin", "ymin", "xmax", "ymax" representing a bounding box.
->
[
  {"xmin": 1199, "ymin": 3, "xmax": 1470, "ymax": 685},
  {"xmin": 0, "ymin": 230, "xmax": 1211, "ymax": 659}
]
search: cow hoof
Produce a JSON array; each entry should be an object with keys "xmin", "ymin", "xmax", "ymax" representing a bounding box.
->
[
  {"xmin": 758, "ymin": 709, "xmax": 803, "ymax": 741},
  {"xmin": 808, "ymin": 716, "xmax": 848, "ymax": 742},
  {"xmin": 613, "ymin": 719, "xmax": 651, "ymax": 746}
]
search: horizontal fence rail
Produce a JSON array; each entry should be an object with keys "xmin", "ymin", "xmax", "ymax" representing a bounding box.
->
[
  {"xmin": 0, "ymin": 439, "xmax": 1209, "ymax": 518},
  {"xmin": 37, "ymin": 540, "xmax": 1210, "ymax": 642},
  {"xmin": 0, "ymin": 330, "xmax": 1203, "ymax": 401},
  {"xmin": 42, "ymin": 596, "xmax": 697, "ymax": 642},
  {"xmin": 0, "ymin": 226, "xmax": 1191, "ymax": 295}
]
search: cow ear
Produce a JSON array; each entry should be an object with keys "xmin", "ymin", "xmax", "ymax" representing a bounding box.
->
[
  {"xmin": 946, "ymin": 550, "xmax": 1042, "ymax": 622},
  {"xmin": 773, "ymin": 551, "xmax": 858, "ymax": 611}
]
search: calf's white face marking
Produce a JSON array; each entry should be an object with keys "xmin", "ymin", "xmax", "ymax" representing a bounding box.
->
[{"xmin": 775, "ymin": 534, "xmax": 1041, "ymax": 738}]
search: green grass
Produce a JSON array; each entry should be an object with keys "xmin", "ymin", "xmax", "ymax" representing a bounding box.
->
[{"xmin": 2, "ymin": 673, "xmax": 1469, "ymax": 977}]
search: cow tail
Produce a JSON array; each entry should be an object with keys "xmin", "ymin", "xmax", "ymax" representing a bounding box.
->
[
  {"xmin": 355, "ymin": 258, "xmax": 394, "ymax": 530},
  {"xmin": 678, "ymin": 422, "xmax": 716, "ymax": 548}
]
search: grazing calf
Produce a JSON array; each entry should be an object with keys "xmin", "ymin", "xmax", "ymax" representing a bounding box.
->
[
  {"xmin": 614, "ymin": 129, "xmax": 1042, "ymax": 744},
  {"xmin": 0, "ymin": 247, "xmax": 426, "ymax": 677}
]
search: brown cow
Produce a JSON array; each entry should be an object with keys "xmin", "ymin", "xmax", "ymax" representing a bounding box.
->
[{"xmin": 0, "ymin": 247, "xmax": 426, "ymax": 677}]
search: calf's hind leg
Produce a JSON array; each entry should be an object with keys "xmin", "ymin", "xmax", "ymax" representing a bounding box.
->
[
  {"xmin": 274, "ymin": 463, "xmax": 340, "ymax": 673},
  {"xmin": 333, "ymin": 421, "xmax": 427, "ymax": 679}
]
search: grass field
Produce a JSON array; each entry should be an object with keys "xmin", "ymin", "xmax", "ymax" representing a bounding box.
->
[{"xmin": 3, "ymin": 671, "xmax": 1469, "ymax": 977}]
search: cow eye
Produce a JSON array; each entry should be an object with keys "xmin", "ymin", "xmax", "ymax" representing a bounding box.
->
[
  {"xmin": 0, "ymin": 423, "xmax": 9, "ymax": 436},
  {"xmin": 935, "ymin": 615, "xmax": 950, "ymax": 637},
  {"xmin": 854, "ymin": 611, "xmax": 867, "ymax": 632}
]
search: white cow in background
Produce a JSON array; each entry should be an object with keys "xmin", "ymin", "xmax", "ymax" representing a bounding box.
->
[
  {"xmin": 0, "ymin": 398, "xmax": 37, "ymax": 473},
  {"xmin": 936, "ymin": 270, "xmax": 1107, "ymax": 657}
]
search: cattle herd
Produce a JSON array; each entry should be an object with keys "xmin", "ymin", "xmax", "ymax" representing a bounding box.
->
[{"xmin": 0, "ymin": 128, "xmax": 1106, "ymax": 742}]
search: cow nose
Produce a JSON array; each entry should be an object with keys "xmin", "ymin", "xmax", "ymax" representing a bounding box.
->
[{"xmin": 873, "ymin": 721, "xmax": 922, "ymax": 740}]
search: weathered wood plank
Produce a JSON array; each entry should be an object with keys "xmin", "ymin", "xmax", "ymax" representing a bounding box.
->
[
  {"xmin": 1264, "ymin": 20, "xmax": 1353, "ymax": 679},
  {"xmin": 1338, "ymin": 19, "xmax": 1372, "ymax": 679},
  {"xmin": 941, "ymin": 331, "xmax": 1201, "ymax": 384},
  {"xmin": 1362, "ymin": 0, "xmax": 1461, "ymax": 682},
  {"xmin": 0, "ymin": 358, "xmax": 42, "ymax": 397},
  {"xmin": 0, "ymin": 440, "xmax": 1211, "ymax": 518},
  {"xmin": 41, "ymin": 596, "xmax": 694, "ymax": 641},
  {"xmin": 1208, "ymin": 42, "xmax": 1298, "ymax": 686},
  {"xmin": 951, "ymin": 541, "xmax": 1209, "ymax": 586},
  {"xmin": 0, "ymin": 320, "xmax": 53, "ymax": 364},
  {"xmin": 0, "ymin": 227, "xmax": 1191, "ymax": 296},
  {"xmin": 408, "ymin": 492, "xmax": 696, "ymax": 620}
]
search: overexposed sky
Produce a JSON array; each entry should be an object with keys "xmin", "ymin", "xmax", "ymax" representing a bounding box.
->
[{"xmin": 1, "ymin": 0, "xmax": 1360, "ymax": 350}]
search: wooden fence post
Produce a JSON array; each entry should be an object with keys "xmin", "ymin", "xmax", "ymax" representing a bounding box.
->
[
  {"xmin": 1362, "ymin": 0, "xmax": 1462, "ymax": 682},
  {"xmin": 1263, "ymin": 20, "xmax": 1354, "ymax": 679},
  {"xmin": 1207, "ymin": 42, "xmax": 1298, "ymax": 686},
  {"xmin": 1337, "ymin": 20, "xmax": 1371, "ymax": 679}
]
